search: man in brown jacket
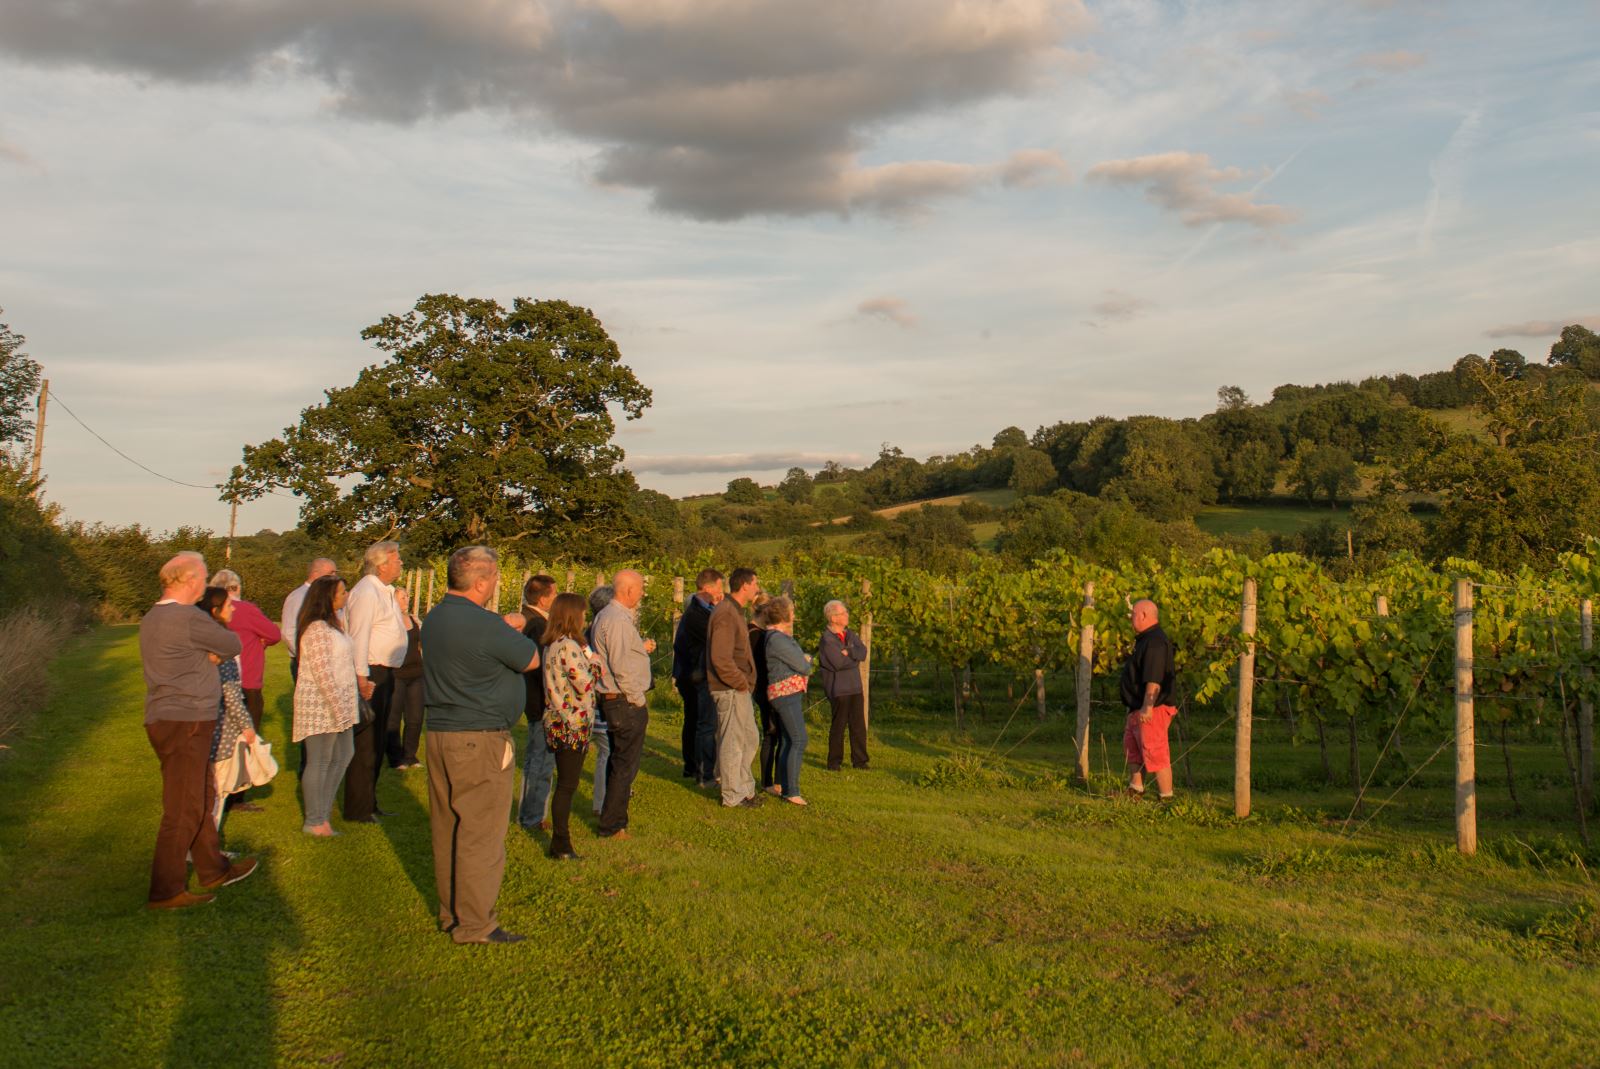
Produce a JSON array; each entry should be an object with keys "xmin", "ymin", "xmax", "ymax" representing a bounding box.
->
[{"xmin": 706, "ymin": 567, "xmax": 762, "ymax": 808}]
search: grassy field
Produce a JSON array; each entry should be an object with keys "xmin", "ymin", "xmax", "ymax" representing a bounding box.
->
[
  {"xmin": 3, "ymin": 627, "xmax": 1599, "ymax": 1067},
  {"xmin": 1195, "ymin": 502, "xmax": 1353, "ymax": 539}
]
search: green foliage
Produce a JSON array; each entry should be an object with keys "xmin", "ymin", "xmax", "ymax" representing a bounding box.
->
[
  {"xmin": 1547, "ymin": 324, "xmax": 1600, "ymax": 379},
  {"xmin": 723, "ymin": 477, "xmax": 764, "ymax": 505},
  {"xmin": 0, "ymin": 456, "xmax": 95, "ymax": 610},
  {"xmin": 0, "ymin": 307, "xmax": 43, "ymax": 449},
  {"xmin": 1287, "ymin": 441, "xmax": 1359, "ymax": 507},
  {"xmin": 227, "ymin": 293, "xmax": 652, "ymax": 557},
  {"xmin": 776, "ymin": 466, "xmax": 813, "ymax": 505},
  {"xmin": 1005, "ymin": 446, "xmax": 1057, "ymax": 496}
]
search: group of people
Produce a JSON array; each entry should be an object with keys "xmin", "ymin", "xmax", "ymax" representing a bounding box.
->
[
  {"xmin": 139, "ymin": 537, "xmax": 1180, "ymax": 937},
  {"xmin": 137, "ymin": 543, "xmax": 879, "ymax": 945}
]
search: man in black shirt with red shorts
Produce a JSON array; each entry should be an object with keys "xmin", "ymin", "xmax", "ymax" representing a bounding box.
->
[{"xmin": 1121, "ymin": 599, "xmax": 1177, "ymax": 800}]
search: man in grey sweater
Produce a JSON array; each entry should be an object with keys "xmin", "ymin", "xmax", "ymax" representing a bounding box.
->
[
  {"xmin": 140, "ymin": 551, "xmax": 258, "ymax": 909},
  {"xmin": 707, "ymin": 567, "xmax": 763, "ymax": 808}
]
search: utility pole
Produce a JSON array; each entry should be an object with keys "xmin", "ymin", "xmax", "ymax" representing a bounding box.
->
[
  {"xmin": 225, "ymin": 496, "xmax": 238, "ymax": 562},
  {"xmin": 29, "ymin": 379, "xmax": 47, "ymax": 499}
]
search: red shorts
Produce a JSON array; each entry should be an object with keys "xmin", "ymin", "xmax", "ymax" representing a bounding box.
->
[{"xmin": 1123, "ymin": 705, "xmax": 1177, "ymax": 773}]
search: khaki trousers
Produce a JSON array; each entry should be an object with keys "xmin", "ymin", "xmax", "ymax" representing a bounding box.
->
[{"xmin": 426, "ymin": 729, "xmax": 514, "ymax": 943}]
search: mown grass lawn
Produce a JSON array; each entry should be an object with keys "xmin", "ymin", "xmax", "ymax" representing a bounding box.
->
[{"xmin": 2, "ymin": 627, "xmax": 1598, "ymax": 1068}]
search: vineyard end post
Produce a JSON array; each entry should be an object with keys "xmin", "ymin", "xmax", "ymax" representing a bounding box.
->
[
  {"xmin": 1581, "ymin": 598, "xmax": 1594, "ymax": 810},
  {"xmin": 1235, "ymin": 577, "xmax": 1257, "ymax": 819},
  {"xmin": 860, "ymin": 578, "xmax": 872, "ymax": 730},
  {"xmin": 1035, "ymin": 668, "xmax": 1047, "ymax": 722},
  {"xmin": 425, "ymin": 569, "xmax": 435, "ymax": 613},
  {"xmin": 1454, "ymin": 578, "xmax": 1477, "ymax": 855},
  {"xmin": 672, "ymin": 576, "xmax": 685, "ymax": 636},
  {"xmin": 1075, "ymin": 581, "xmax": 1095, "ymax": 782},
  {"xmin": 565, "ymin": 566, "xmax": 576, "ymax": 592}
]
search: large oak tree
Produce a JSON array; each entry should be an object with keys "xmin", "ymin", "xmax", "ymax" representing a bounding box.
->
[{"xmin": 226, "ymin": 294, "xmax": 653, "ymax": 556}]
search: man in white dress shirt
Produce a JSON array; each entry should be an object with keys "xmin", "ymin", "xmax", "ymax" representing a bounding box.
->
[{"xmin": 343, "ymin": 540, "xmax": 408, "ymax": 823}]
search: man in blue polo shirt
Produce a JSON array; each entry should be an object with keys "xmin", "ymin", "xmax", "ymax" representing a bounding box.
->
[{"xmin": 421, "ymin": 545, "xmax": 540, "ymax": 945}]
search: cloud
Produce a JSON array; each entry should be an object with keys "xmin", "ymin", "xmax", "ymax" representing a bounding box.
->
[
  {"xmin": 1354, "ymin": 49, "xmax": 1427, "ymax": 72},
  {"xmin": 1086, "ymin": 151, "xmax": 1295, "ymax": 229},
  {"xmin": 1484, "ymin": 316, "xmax": 1600, "ymax": 339},
  {"xmin": 857, "ymin": 297, "xmax": 917, "ymax": 328},
  {"xmin": 0, "ymin": 135, "xmax": 38, "ymax": 169},
  {"xmin": 0, "ymin": 0, "xmax": 1091, "ymax": 221},
  {"xmin": 1090, "ymin": 289, "xmax": 1152, "ymax": 322},
  {"xmin": 629, "ymin": 451, "xmax": 866, "ymax": 476},
  {"xmin": 1280, "ymin": 88, "xmax": 1331, "ymax": 120}
]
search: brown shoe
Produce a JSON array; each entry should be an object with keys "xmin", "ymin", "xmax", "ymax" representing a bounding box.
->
[
  {"xmin": 538, "ymin": 819, "xmax": 551, "ymax": 832},
  {"xmin": 148, "ymin": 890, "xmax": 216, "ymax": 910},
  {"xmin": 201, "ymin": 856, "xmax": 259, "ymax": 889},
  {"xmin": 599, "ymin": 828, "xmax": 631, "ymax": 840}
]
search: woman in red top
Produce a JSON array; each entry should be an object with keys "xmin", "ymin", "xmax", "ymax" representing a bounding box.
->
[{"xmin": 212, "ymin": 569, "xmax": 283, "ymax": 733}]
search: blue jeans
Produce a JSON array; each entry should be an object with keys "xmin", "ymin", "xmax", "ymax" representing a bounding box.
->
[
  {"xmin": 693, "ymin": 680, "xmax": 717, "ymax": 783},
  {"xmin": 518, "ymin": 720, "xmax": 555, "ymax": 828},
  {"xmin": 590, "ymin": 716, "xmax": 610, "ymax": 814},
  {"xmin": 772, "ymin": 693, "xmax": 808, "ymax": 798}
]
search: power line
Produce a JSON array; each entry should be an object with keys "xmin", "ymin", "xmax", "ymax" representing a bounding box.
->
[
  {"xmin": 45, "ymin": 387, "xmax": 298, "ymax": 500},
  {"xmin": 47, "ymin": 388, "xmax": 220, "ymax": 490}
]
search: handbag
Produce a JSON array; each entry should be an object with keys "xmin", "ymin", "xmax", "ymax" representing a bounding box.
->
[
  {"xmin": 241, "ymin": 738, "xmax": 279, "ymax": 787},
  {"xmin": 767, "ymin": 674, "xmax": 808, "ymax": 702}
]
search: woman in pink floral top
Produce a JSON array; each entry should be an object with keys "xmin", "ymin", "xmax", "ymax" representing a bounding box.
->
[{"xmin": 540, "ymin": 593, "xmax": 599, "ymax": 860}]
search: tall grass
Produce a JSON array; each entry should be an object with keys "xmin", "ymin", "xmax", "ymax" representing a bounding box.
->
[{"xmin": 0, "ymin": 606, "xmax": 79, "ymax": 744}]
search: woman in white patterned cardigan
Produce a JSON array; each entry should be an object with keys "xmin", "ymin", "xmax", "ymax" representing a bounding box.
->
[{"xmin": 293, "ymin": 575, "xmax": 358, "ymax": 837}]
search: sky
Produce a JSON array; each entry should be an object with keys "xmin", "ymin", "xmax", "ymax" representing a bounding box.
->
[{"xmin": 1, "ymin": 0, "xmax": 1597, "ymax": 536}]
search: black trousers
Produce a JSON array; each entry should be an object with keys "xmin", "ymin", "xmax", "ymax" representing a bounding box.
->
[
  {"xmin": 391, "ymin": 672, "xmax": 425, "ymax": 764},
  {"xmin": 343, "ymin": 665, "xmax": 393, "ymax": 820},
  {"xmin": 827, "ymin": 693, "xmax": 869, "ymax": 770},
  {"xmin": 757, "ymin": 693, "xmax": 781, "ymax": 788},
  {"xmin": 290, "ymin": 656, "xmax": 307, "ymax": 776},
  {"xmin": 598, "ymin": 698, "xmax": 647, "ymax": 835},
  {"xmin": 674, "ymin": 676, "xmax": 699, "ymax": 777},
  {"xmin": 549, "ymin": 742, "xmax": 586, "ymax": 855}
]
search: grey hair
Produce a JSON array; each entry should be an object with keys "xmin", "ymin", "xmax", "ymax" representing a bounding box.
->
[
  {"xmin": 210, "ymin": 569, "xmax": 242, "ymax": 594},
  {"xmin": 362, "ymin": 541, "xmax": 401, "ymax": 576},
  {"xmin": 588, "ymin": 584, "xmax": 615, "ymax": 617},
  {"xmin": 307, "ymin": 557, "xmax": 337, "ymax": 580},
  {"xmin": 446, "ymin": 545, "xmax": 497, "ymax": 591},
  {"xmin": 823, "ymin": 599, "xmax": 847, "ymax": 621}
]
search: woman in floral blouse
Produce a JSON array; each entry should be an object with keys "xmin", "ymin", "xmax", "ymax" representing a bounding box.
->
[
  {"xmin": 198, "ymin": 587, "xmax": 258, "ymax": 831},
  {"xmin": 293, "ymin": 575, "xmax": 358, "ymax": 837},
  {"xmin": 540, "ymin": 592, "xmax": 599, "ymax": 861}
]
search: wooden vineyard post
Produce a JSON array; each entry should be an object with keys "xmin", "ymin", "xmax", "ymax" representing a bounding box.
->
[
  {"xmin": 425, "ymin": 570, "xmax": 435, "ymax": 613},
  {"xmin": 1582, "ymin": 598, "xmax": 1594, "ymax": 810},
  {"xmin": 491, "ymin": 573, "xmax": 502, "ymax": 614},
  {"xmin": 595, "ymin": 569, "xmax": 606, "ymax": 590},
  {"xmin": 671, "ymin": 576, "xmax": 685, "ymax": 638},
  {"xmin": 1035, "ymin": 668, "xmax": 1047, "ymax": 721},
  {"xmin": 1075, "ymin": 582, "xmax": 1096, "ymax": 782},
  {"xmin": 781, "ymin": 579, "xmax": 794, "ymax": 599},
  {"xmin": 1235, "ymin": 578, "xmax": 1257, "ymax": 819},
  {"xmin": 565, "ymin": 567, "xmax": 576, "ymax": 592},
  {"xmin": 860, "ymin": 578, "xmax": 872, "ymax": 729},
  {"xmin": 1454, "ymin": 578, "xmax": 1477, "ymax": 855},
  {"xmin": 521, "ymin": 571, "xmax": 530, "ymax": 608}
]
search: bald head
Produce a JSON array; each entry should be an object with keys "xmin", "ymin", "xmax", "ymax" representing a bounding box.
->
[
  {"xmin": 1131, "ymin": 599, "xmax": 1159, "ymax": 634},
  {"xmin": 159, "ymin": 552, "xmax": 208, "ymax": 605},
  {"xmin": 307, "ymin": 557, "xmax": 337, "ymax": 582},
  {"xmin": 613, "ymin": 569, "xmax": 644, "ymax": 609}
]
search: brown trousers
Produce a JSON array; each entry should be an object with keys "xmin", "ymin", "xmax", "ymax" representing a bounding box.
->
[
  {"xmin": 146, "ymin": 718, "xmax": 229, "ymax": 901},
  {"xmin": 426, "ymin": 729, "xmax": 514, "ymax": 943}
]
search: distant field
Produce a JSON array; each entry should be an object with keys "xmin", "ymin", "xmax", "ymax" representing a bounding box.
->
[
  {"xmin": 872, "ymin": 488, "xmax": 1015, "ymax": 519},
  {"xmin": 1196, "ymin": 502, "xmax": 1351, "ymax": 538}
]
